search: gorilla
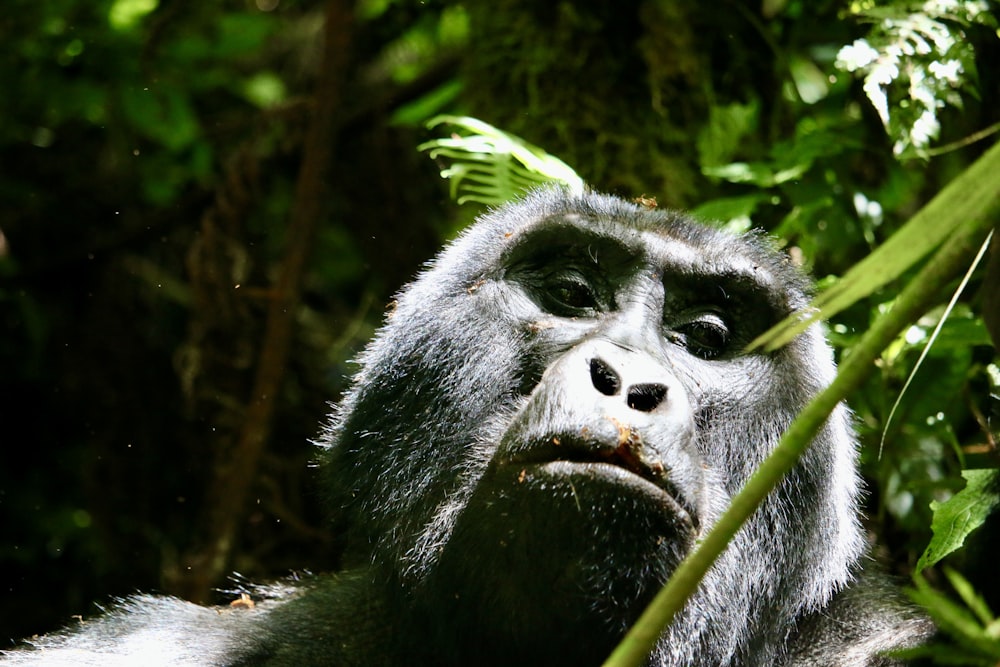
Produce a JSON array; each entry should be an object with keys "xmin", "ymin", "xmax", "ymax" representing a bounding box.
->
[{"xmin": 2, "ymin": 189, "xmax": 931, "ymax": 666}]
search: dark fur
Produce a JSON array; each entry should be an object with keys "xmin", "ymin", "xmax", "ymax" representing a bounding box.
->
[{"xmin": 2, "ymin": 189, "xmax": 932, "ymax": 666}]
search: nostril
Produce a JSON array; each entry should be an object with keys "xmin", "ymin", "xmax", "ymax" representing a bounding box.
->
[
  {"xmin": 627, "ymin": 383, "xmax": 668, "ymax": 412},
  {"xmin": 589, "ymin": 357, "xmax": 621, "ymax": 396}
]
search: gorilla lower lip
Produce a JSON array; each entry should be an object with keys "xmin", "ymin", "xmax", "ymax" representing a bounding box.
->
[
  {"xmin": 503, "ymin": 431, "xmax": 689, "ymax": 508},
  {"xmin": 520, "ymin": 460, "xmax": 695, "ymax": 531}
]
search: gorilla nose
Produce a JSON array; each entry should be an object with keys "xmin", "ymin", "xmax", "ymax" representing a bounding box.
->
[{"xmin": 589, "ymin": 355, "xmax": 670, "ymax": 413}]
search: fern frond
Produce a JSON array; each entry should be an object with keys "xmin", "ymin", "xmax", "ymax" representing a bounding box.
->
[{"xmin": 419, "ymin": 115, "xmax": 584, "ymax": 205}]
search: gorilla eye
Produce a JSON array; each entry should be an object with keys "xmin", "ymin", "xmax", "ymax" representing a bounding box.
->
[
  {"xmin": 672, "ymin": 313, "xmax": 730, "ymax": 359},
  {"xmin": 541, "ymin": 270, "xmax": 601, "ymax": 314}
]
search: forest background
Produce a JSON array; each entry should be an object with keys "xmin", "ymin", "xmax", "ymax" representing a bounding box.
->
[{"xmin": 1, "ymin": 0, "xmax": 999, "ymax": 662}]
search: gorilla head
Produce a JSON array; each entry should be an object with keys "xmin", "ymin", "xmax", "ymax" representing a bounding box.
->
[{"xmin": 319, "ymin": 188, "xmax": 868, "ymax": 666}]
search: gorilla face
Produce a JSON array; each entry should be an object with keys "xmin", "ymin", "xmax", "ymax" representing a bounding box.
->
[{"xmin": 321, "ymin": 189, "xmax": 865, "ymax": 666}]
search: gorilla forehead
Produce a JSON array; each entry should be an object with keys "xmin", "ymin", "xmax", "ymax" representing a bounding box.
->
[{"xmin": 435, "ymin": 188, "xmax": 810, "ymax": 315}]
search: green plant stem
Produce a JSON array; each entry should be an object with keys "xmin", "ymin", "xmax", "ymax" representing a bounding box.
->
[{"xmin": 602, "ymin": 163, "xmax": 999, "ymax": 667}]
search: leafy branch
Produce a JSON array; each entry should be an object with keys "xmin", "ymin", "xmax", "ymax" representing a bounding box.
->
[{"xmin": 835, "ymin": 0, "xmax": 996, "ymax": 157}]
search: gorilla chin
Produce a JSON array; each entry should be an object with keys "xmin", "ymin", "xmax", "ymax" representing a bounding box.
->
[
  {"xmin": 419, "ymin": 458, "xmax": 696, "ymax": 667},
  {"xmin": 1, "ymin": 187, "xmax": 933, "ymax": 667}
]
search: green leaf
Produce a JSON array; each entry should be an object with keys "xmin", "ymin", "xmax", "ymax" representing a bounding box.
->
[
  {"xmin": 108, "ymin": 0, "xmax": 158, "ymax": 30},
  {"xmin": 927, "ymin": 316, "xmax": 994, "ymax": 349},
  {"xmin": 120, "ymin": 85, "xmax": 200, "ymax": 151},
  {"xmin": 242, "ymin": 71, "xmax": 287, "ymax": 109},
  {"xmin": 789, "ymin": 54, "xmax": 829, "ymax": 104},
  {"xmin": 419, "ymin": 115, "xmax": 584, "ymax": 205},
  {"xmin": 944, "ymin": 568, "xmax": 996, "ymax": 628},
  {"xmin": 908, "ymin": 572, "xmax": 1000, "ymax": 661},
  {"xmin": 390, "ymin": 80, "xmax": 462, "ymax": 126},
  {"xmin": 702, "ymin": 160, "xmax": 808, "ymax": 188},
  {"xmin": 695, "ymin": 101, "xmax": 758, "ymax": 169},
  {"xmin": 690, "ymin": 194, "xmax": 767, "ymax": 233},
  {"xmin": 215, "ymin": 13, "xmax": 274, "ymax": 57},
  {"xmin": 916, "ymin": 469, "xmax": 1000, "ymax": 572}
]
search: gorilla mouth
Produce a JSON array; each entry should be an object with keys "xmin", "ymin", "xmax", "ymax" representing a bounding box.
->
[{"xmin": 504, "ymin": 430, "xmax": 698, "ymax": 531}]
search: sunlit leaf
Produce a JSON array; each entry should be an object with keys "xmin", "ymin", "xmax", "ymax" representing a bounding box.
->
[
  {"xmin": 916, "ymin": 469, "xmax": 1000, "ymax": 572},
  {"xmin": 242, "ymin": 71, "xmax": 287, "ymax": 109},
  {"xmin": 835, "ymin": 2, "xmax": 994, "ymax": 157},
  {"xmin": 108, "ymin": 0, "xmax": 158, "ymax": 30},
  {"xmin": 420, "ymin": 115, "xmax": 584, "ymax": 205}
]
